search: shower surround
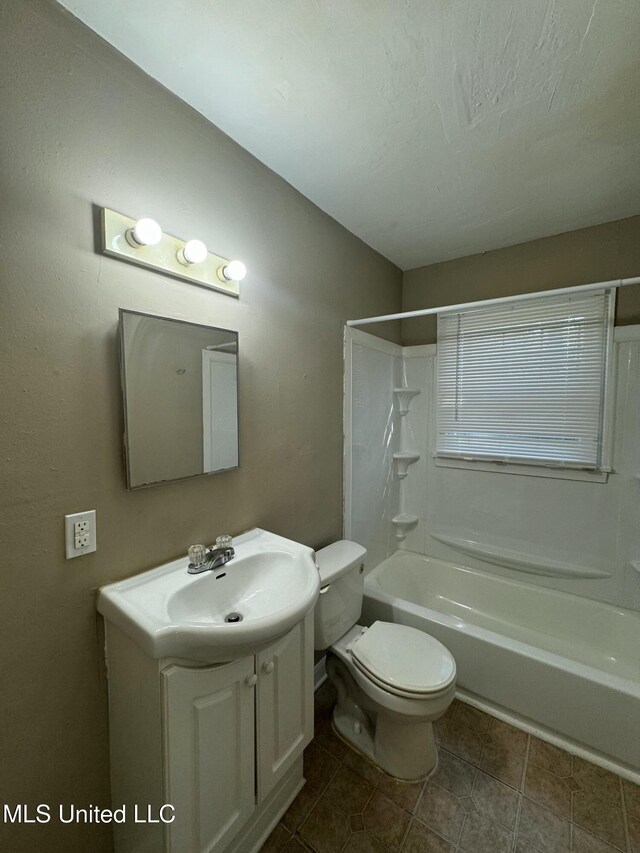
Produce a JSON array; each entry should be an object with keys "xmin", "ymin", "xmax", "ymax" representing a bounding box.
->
[{"xmin": 345, "ymin": 326, "xmax": 640, "ymax": 612}]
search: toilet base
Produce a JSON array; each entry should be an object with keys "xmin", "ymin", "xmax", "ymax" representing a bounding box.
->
[
  {"xmin": 326, "ymin": 652, "xmax": 448, "ymax": 781},
  {"xmin": 332, "ymin": 706, "xmax": 439, "ymax": 782}
]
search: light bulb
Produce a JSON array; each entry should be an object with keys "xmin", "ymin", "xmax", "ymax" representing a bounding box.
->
[
  {"xmin": 220, "ymin": 260, "xmax": 247, "ymax": 282},
  {"xmin": 178, "ymin": 239, "xmax": 208, "ymax": 265},
  {"xmin": 126, "ymin": 217, "xmax": 162, "ymax": 247}
]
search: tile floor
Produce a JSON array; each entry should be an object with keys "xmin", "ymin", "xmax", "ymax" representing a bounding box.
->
[{"xmin": 261, "ymin": 681, "xmax": 640, "ymax": 853}]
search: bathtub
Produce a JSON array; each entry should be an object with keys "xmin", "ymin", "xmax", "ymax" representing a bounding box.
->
[{"xmin": 362, "ymin": 550, "xmax": 640, "ymax": 775}]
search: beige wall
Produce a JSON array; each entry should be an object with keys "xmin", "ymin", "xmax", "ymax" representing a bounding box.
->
[
  {"xmin": 402, "ymin": 215, "xmax": 640, "ymax": 345},
  {"xmin": 0, "ymin": 2, "xmax": 401, "ymax": 851}
]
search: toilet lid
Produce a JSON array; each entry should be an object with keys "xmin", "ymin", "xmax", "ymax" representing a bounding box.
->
[{"xmin": 350, "ymin": 622, "xmax": 455, "ymax": 695}]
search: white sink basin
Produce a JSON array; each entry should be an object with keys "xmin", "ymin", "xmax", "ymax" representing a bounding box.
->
[{"xmin": 97, "ymin": 528, "xmax": 320, "ymax": 663}]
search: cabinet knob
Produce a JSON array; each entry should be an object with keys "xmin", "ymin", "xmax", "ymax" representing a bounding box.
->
[
  {"xmin": 262, "ymin": 661, "xmax": 274, "ymax": 674},
  {"xmin": 245, "ymin": 674, "xmax": 258, "ymax": 688}
]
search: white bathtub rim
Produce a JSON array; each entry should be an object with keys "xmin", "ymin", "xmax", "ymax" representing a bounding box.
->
[
  {"xmin": 364, "ymin": 582, "xmax": 640, "ymax": 698},
  {"xmin": 372, "ymin": 549, "xmax": 635, "ymax": 620},
  {"xmin": 456, "ymin": 689, "xmax": 640, "ymax": 786}
]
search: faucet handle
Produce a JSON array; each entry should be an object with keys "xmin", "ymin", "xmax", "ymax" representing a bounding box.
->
[
  {"xmin": 216, "ymin": 534, "xmax": 233, "ymax": 550},
  {"xmin": 188, "ymin": 544, "xmax": 207, "ymax": 568}
]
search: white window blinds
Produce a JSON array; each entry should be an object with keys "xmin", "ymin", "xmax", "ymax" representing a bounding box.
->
[{"xmin": 436, "ymin": 289, "xmax": 614, "ymax": 469}]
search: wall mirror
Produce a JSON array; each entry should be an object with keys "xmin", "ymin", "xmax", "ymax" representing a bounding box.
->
[{"xmin": 119, "ymin": 309, "xmax": 239, "ymax": 489}]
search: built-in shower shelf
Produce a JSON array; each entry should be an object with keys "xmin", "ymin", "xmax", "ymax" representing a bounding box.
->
[
  {"xmin": 631, "ymin": 560, "xmax": 640, "ymax": 575},
  {"xmin": 392, "ymin": 513, "xmax": 419, "ymax": 541},
  {"xmin": 393, "ymin": 452, "xmax": 420, "ymax": 479},
  {"xmin": 393, "ymin": 387, "xmax": 421, "ymax": 416},
  {"xmin": 429, "ymin": 531, "xmax": 612, "ymax": 579}
]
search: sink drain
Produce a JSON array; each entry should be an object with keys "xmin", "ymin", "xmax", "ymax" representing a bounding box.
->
[{"xmin": 225, "ymin": 612, "xmax": 243, "ymax": 623}]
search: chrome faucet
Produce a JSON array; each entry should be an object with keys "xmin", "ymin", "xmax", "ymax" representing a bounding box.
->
[{"xmin": 187, "ymin": 538, "xmax": 235, "ymax": 574}]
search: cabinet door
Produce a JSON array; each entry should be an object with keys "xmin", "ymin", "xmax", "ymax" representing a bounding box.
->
[
  {"xmin": 163, "ymin": 657, "xmax": 255, "ymax": 853},
  {"xmin": 256, "ymin": 613, "xmax": 314, "ymax": 801}
]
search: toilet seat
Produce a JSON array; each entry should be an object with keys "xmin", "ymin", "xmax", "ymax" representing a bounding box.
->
[{"xmin": 349, "ymin": 622, "xmax": 456, "ymax": 698}]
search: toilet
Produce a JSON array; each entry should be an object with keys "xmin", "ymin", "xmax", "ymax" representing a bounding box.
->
[{"xmin": 314, "ymin": 540, "xmax": 456, "ymax": 780}]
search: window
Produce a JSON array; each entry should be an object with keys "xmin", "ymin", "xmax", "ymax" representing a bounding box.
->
[{"xmin": 435, "ymin": 289, "xmax": 614, "ymax": 471}]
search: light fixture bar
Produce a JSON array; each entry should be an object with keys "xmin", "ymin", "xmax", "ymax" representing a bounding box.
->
[{"xmin": 100, "ymin": 208, "xmax": 244, "ymax": 297}]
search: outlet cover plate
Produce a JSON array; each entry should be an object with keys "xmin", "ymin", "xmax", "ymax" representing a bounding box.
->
[{"xmin": 65, "ymin": 510, "xmax": 97, "ymax": 559}]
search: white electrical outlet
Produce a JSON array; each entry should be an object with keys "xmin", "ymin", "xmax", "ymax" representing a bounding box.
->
[{"xmin": 65, "ymin": 510, "xmax": 97, "ymax": 559}]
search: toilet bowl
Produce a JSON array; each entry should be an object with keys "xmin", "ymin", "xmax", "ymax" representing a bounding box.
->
[{"xmin": 314, "ymin": 541, "xmax": 456, "ymax": 780}]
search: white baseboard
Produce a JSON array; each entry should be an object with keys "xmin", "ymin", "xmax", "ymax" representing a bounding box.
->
[{"xmin": 314, "ymin": 656, "xmax": 327, "ymax": 691}]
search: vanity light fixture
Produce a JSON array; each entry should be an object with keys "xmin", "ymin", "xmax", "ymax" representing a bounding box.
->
[
  {"xmin": 125, "ymin": 217, "xmax": 163, "ymax": 248},
  {"xmin": 178, "ymin": 239, "xmax": 208, "ymax": 266},
  {"xmin": 218, "ymin": 260, "xmax": 247, "ymax": 282},
  {"xmin": 100, "ymin": 207, "xmax": 244, "ymax": 298}
]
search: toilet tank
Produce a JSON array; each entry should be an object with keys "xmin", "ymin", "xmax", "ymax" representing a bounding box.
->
[{"xmin": 314, "ymin": 540, "xmax": 367, "ymax": 650}]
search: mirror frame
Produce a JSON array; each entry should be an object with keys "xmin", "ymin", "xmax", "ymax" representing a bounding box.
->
[{"xmin": 118, "ymin": 308, "xmax": 240, "ymax": 490}]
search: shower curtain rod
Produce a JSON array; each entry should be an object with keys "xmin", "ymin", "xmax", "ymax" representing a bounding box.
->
[{"xmin": 346, "ymin": 275, "xmax": 640, "ymax": 327}]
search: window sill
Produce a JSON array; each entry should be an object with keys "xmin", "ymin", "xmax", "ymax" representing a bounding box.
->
[{"xmin": 433, "ymin": 455, "xmax": 609, "ymax": 483}]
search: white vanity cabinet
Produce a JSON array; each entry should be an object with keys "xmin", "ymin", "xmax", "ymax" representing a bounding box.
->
[
  {"xmin": 163, "ymin": 656, "xmax": 256, "ymax": 853},
  {"xmin": 256, "ymin": 620, "xmax": 313, "ymax": 801},
  {"xmin": 104, "ymin": 612, "xmax": 314, "ymax": 853}
]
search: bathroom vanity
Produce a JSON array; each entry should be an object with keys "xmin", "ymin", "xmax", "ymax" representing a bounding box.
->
[{"xmin": 98, "ymin": 529, "xmax": 320, "ymax": 853}]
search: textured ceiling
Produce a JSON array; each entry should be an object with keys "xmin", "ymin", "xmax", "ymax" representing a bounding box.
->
[{"xmin": 56, "ymin": 0, "xmax": 640, "ymax": 269}]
